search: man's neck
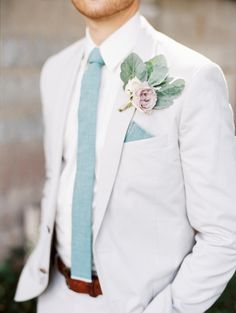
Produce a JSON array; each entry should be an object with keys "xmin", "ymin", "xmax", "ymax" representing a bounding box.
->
[{"xmin": 85, "ymin": 2, "xmax": 140, "ymax": 46}]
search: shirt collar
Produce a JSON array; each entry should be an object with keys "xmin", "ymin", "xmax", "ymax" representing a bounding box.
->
[{"xmin": 84, "ymin": 10, "xmax": 141, "ymax": 71}]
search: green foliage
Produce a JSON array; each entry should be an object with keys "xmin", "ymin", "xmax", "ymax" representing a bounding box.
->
[
  {"xmin": 0, "ymin": 247, "xmax": 36, "ymax": 313},
  {"xmin": 158, "ymin": 78, "xmax": 185, "ymax": 97},
  {"xmin": 206, "ymin": 272, "xmax": 236, "ymax": 313},
  {"xmin": 120, "ymin": 52, "xmax": 185, "ymax": 110},
  {"xmin": 120, "ymin": 53, "xmax": 147, "ymax": 88},
  {"xmin": 154, "ymin": 78, "xmax": 185, "ymax": 109},
  {"xmin": 145, "ymin": 54, "xmax": 169, "ymax": 86}
]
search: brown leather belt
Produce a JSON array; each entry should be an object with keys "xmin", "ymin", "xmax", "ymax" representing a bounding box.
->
[{"xmin": 56, "ymin": 255, "xmax": 103, "ymax": 297}]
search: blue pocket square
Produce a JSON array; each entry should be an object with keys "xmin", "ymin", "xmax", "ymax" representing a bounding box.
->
[{"xmin": 124, "ymin": 120, "xmax": 154, "ymax": 143}]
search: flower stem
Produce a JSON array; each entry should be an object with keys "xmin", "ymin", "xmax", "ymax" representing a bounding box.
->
[{"xmin": 118, "ymin": 102, "xmax": 133, "ymax": 112}]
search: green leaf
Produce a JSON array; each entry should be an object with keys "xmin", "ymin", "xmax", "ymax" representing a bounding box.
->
[
  {"xmin": 145, "ymin": 60, "xmax": 153, "ymax": 78},
  {"xmin": 154, "ymin": 97, "xmax": 174, "ymax": 110},
  {"xmin": 120, "ymin": 53, "xmax": 147, "ymax": 88},
  {"xmin": 154, "ymin": 78, "xmax": 185, "ymax": 110},
  {"xmin": 146, "ymin": 55, "xmax": 169, "ymax": 86},
  {"xmin": 158, "ymin": 78, "xmax": 185, "ymax": 98},
  {"xmin": 155, "ymin": 76, "xmax": 174, "ymax": 88}
]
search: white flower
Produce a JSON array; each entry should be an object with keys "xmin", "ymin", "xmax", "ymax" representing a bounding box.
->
[{"xmin": 125, "ymin": 77, "xmax": 143, "ymax": 95}]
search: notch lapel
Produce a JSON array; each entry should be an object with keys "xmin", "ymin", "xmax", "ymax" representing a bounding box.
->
[
  {"xmin": 93, "ymin": 86, "xmax": 136, "ymax": 246},
  {"xmin": 53, "ymin": 42, "xmax": 86, "ymax": 162},
  {"xmin": 50, "ymin": 41, "xmax": 86, "ymax": 220},
  {"xmin": 92, "ymin": 18, "xmax": 158, "ymax": 246}
]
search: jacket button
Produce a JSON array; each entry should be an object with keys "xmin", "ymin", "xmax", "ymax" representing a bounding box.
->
[{"xmin": 39, "ymin": 268, "xmax": 47, "ymax": 274}]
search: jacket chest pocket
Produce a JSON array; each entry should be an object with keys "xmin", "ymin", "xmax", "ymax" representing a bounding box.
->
[
  {"xmin": 119, "ymin": 132, "xmax": 171, "ymax": 187},
  {"xmin": 123, "ymin": 132, "xmax": 169, "ymax": 151}
]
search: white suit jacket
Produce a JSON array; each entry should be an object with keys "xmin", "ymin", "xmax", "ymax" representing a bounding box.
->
[{"xmin": 14, "ymin": 16, "xmax": 236, "ymax": 313}]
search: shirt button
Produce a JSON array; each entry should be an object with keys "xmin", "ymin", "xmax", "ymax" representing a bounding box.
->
[{"xmin": 47, "ymin": 225, "xmax": 51, "ymax": 233}]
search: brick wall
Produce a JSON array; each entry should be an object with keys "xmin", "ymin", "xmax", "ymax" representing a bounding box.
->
[{"xmin": 0, "ymin": 0, "xmax": 236, "ymax": 261}]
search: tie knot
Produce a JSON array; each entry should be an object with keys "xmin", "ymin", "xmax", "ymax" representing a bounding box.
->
[{"xmin": 88, "ymin": 47, "xmax": 105, "ymax": 66}]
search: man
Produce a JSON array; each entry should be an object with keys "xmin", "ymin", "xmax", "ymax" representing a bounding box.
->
[{"xmin": 14, "ymin": 0, "xmax": 236, "ymax": 312}]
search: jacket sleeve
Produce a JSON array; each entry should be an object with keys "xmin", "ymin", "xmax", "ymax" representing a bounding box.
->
[{"xmin": 170, "ymin": 63, "xmax": 236, "ymax": 313}]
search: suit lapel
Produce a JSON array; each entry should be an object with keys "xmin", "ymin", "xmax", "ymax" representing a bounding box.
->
[
  {"xmin": 93, "ymin": 87, "xmax": 136, "ymax": 245},
  {"xmin": 93, "ymin": 18, "xmax": 158, "ymax": 246},
  {"xmin": 50, "ymin": 40, "xmax": 86, "ymax": 220},
  {"xmin": 54, "ymin": 42, "xmax": 86, "ymax": 153}
]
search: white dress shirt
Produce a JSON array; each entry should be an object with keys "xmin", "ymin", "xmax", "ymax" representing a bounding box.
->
[{"xmin": 55, "ymin": 11, "xmax": 142, "ymax": 274}]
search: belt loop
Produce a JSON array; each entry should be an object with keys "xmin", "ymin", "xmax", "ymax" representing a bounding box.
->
[{"xmin": 89, "ymin": 280, "xmax": 96, "ymax": 297}]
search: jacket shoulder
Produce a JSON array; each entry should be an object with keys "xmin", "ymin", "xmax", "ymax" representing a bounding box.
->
[
  {"xmin": 142, "ymin": 18, "xmax": 230, "ymax": 124},
  {"xmin": 142, "ymin": 17, "xmax": 221, "ymax": 75},
  {"xmin": 158, "ymin": 31, "xmax": 216, "ymax": 71}
]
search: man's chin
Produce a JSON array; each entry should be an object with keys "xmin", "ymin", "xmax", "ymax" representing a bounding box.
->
[
  {"xmin": 79, "ymin": 10, "xmax": 118, "ymax": 20},
  {"xmin": 71, "ymin": 0, "xmax": 138, "ymax": 20}
]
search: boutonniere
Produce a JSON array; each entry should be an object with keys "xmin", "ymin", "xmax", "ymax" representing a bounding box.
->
[{"xmin": 118, "ymin": 53, "xmax": 185, "ymax": 114}]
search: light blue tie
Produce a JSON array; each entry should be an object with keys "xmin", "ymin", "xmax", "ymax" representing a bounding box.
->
[{"xmin": 71, "ymin": 47, "xmax": 105, "ymax": 282}]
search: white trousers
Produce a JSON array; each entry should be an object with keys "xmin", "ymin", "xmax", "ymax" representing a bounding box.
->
[{"xmin": 37, "ymin": 265, "xmax": 112, "ymax": 313}]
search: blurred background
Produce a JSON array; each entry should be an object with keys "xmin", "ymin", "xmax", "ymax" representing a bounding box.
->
[{"xmin": 0, "ymin": 0, "xmax": 236, "ymax": 312}]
